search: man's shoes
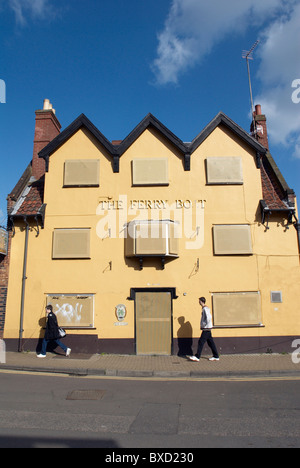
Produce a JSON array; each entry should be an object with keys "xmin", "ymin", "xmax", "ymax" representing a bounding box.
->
[
  {"xmin": 209, "ymin": 357, "xmax": 220, "ymax": 361},
  {"xmin": 37, "ymin": 354, "xmax": 46, "ymax": 358},
  {"xmin": 188, "ymin": 356, "xmax": 200, "ymax": 362},
  {"xmin": 66, "ymin": 348, "xmax": 71, "ymax": 357}
]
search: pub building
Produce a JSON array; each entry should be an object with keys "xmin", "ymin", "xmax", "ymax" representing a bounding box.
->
[{"xmin": 1, "ymin": 100, "xmax": 300, "ymax": 355}]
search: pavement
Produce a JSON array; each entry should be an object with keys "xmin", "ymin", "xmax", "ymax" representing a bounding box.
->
[{"xmin": 1, "ymin": 351, "xmax": 300, "ymax": 379}]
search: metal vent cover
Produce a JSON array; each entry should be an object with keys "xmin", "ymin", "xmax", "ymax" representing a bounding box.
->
[{"xmin": 271, "ymin": 291, "xmax": 282, "ymax": 303}]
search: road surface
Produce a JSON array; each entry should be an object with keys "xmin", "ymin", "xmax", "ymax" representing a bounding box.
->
[{"xmin": 0, "ymin": 370, "xmax": 299, "ymax": 449}]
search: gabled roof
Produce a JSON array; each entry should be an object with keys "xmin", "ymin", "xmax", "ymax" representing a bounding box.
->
[
  {"xmin": 188, "ymin": 112, "xmax": 267, "ymax": 155},
  {"xmin": 7, "ymin": 110, "xmax": 292, "ymax": 224},
  {"xmin": 117, "ymin": 113, "xmax": 188, "ymax": 156},
  {"xmin": 38, "ymin": 111, "xmax": 267, "ymax": 174},
  {"xmin": 38, "ymin": 113, "xmax": 190, "ymax": 173},
  {"xmin": 38, "ymin": 113, "xmax": 118, "ymax": 171}
]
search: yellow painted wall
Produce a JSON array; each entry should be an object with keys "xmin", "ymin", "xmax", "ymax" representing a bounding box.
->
[{"xmin": 4, "ymin": 123, "xmax": 300, "ymax": 349}]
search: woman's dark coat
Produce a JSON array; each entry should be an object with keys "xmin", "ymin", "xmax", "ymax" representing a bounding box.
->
[{"xmin": 44, "ymin": 312, "xmax": 60, "ymax": 340}]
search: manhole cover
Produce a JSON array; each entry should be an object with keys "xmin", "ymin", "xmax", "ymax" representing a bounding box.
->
[{"xmin": 66, "ymin": 389, "xmax": 106, "ymax": 401}]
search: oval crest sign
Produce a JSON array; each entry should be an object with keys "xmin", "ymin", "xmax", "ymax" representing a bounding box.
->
[{"xmin": 115, "ymin": 304, "xmax": 127, "ymax": 322}]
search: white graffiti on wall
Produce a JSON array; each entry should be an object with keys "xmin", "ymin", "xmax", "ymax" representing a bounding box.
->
[{"xmin": 55, "ymin": 303, "xmax": 83, "ymax": 324}]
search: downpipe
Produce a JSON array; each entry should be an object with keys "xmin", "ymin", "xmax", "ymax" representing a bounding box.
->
[
  {"xmin": 293, "ymin": 212, "xmax": 300, "ymax": 261},
  {"xmin": 296, "ymin": 223, "xmax": 300, "ymax": 259},
  {"xmin": 18, "ymin": 218, "xmax": 29, "ymax": 353}
]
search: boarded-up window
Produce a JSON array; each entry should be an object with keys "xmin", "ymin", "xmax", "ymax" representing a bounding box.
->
[
  {"xmin": 126, "ymin": 221, "xmax": 179, "ymax": 257},
  {"xmin": 52, "ymin": 229, "xmax": 90, "ymax": 259},
  {"xmin": 132, "ymin": 158, "xmax": 169, "ymax": 186},
  {"xmin": 213, "ymin": 225, "xmax": 252, "ymax": 255},
  {"xmin": 213, "ymin": 292, "xmax": 262, "ymax": 326},
  {"xmin": 64, "ymin": 160, "xmax": 100, "ymax": 187},
  {"xmin": 206, "ymin": 157, "xmax": 243, "ymax": 184},
  {"xmin": 47, "ymin": 294, "xmax": 94, "ymax": 328},
  {"xmin": 136, "ymin": 223, "xmax": 167, "ymax": 255},
  {"xmin": 169, "ymin": 222, "xmax": 179, "ymax": 256}
]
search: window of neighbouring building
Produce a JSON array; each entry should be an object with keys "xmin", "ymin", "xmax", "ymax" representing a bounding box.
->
[{"xmin": 0, "ymin": 228, "xmax": 8, "ymax": 256}]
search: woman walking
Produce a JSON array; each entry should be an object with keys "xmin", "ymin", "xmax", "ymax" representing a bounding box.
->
[{"xmin": 37, "ymin": 305, "xmax": 71, "ymax": 358}]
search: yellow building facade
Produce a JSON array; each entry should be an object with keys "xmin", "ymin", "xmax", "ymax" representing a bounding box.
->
[{"xmin": 3, "ymin": 103, "xmax": 300, "ymax": 355}]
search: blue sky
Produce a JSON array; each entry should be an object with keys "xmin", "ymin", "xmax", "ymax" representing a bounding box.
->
[{"xmin": 1, "ymin": 0, "xmax": 300, "ymax": 226}]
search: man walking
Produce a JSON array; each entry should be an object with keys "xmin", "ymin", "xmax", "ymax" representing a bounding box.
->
[{"xmin": 189, "ymin": 297, "xmax": 219, "ymax": 362}]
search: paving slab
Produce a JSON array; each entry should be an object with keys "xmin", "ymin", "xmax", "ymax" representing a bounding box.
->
[{"xmin": 0, "ymin": 352, "xmax": 299, "ymax": 379}]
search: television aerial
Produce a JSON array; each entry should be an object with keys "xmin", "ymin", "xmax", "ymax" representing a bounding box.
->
[{"xmin": 242, "ymin": 40, "xmax": 260, "ymax": 118}]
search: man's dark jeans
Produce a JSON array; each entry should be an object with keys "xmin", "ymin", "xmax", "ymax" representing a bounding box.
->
[{"xmin": 196, "ymin": 330, "xmax": 219, "ymax": 359}]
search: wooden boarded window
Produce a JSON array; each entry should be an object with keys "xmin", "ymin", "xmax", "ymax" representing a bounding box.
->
[
  {"xmin": 47, "ymin": 294, "xmax": 94, "ymax": 328},
  {"xmin": 52, "ymin": 229, "xmax": 90, "ymax": 259},
  {"xmin": 64, "ymin": 159, "xmax": 100, "ymax": 187},
  {"xmin": 168, "ymin": 222, "xmax": 179, "ymax": 256},
  {"xmin": 213, "ymin": 225, "xmax": 253, "ymax": 255},
  {"xmin": 125, "ymin": 221, "xmax": 179, "ymax": 257},
  {"xmin": 206, "ymin": 157, "xmax": 243, "ymax": 184},
  {"xmin": 135, "ymin": 223, "xmax": 167, "ymax": 256},
  {"xmin": 132, "ymin": 158, "xmax": 169, "ymax": 186},
  {"xmin": 212, "ymin": 292, "xmax": 262, "ymax": 327}
]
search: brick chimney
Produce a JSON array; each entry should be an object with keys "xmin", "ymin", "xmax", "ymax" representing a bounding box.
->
[
  {"xmin": 32, "ymin": 99, "xmax": 61, "ymax": 180},
  {"xmin": 250, "ymin": 104, "xmax": 269, "ymax": 150}
]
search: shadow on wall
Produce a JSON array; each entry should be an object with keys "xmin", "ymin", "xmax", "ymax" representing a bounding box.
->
[{"xmin": 177, "ymin": 316, "xmax": 193, "ymax": 356}]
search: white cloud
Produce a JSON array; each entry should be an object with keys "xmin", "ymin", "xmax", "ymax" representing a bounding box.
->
[
  {"xmin": 152, "ymin": 0, "xmax": 300, "ymax": 155},
  {"xmin": 8, "ymin": 0, "xmax": 54, "ymax": 26},
  {"xmin": 152, "ymin": 0, "xmax": 293, "ymax": 85},
  {"xmin": 255, "ymin": 3, "xmax": 300, "ymax": 157}
]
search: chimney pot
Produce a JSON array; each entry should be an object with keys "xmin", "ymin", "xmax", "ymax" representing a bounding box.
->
[
  {"xmin": 250, "ymin": 104, "xmax": 269, "ymax": 150},
  {"xmin": 43, "ymin": 98, "xmax": 56, "ymax": 114},
  {"xmin": 43, "ymin": 99, "xmax": 51, "ymax": 110},
  {"xmin": 255, "ymin": 104, "xmax": 262, "ymax": 116}
]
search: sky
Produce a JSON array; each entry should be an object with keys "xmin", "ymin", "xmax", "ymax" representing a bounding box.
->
[{"xmin": 0, "ymin": 0, "xmax": 300, "ymax": 226}]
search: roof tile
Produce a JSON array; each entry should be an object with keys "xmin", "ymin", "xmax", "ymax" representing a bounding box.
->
[{"xmin": 13, "ymin": 179, "xmax": 44, "ymax": 216}]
